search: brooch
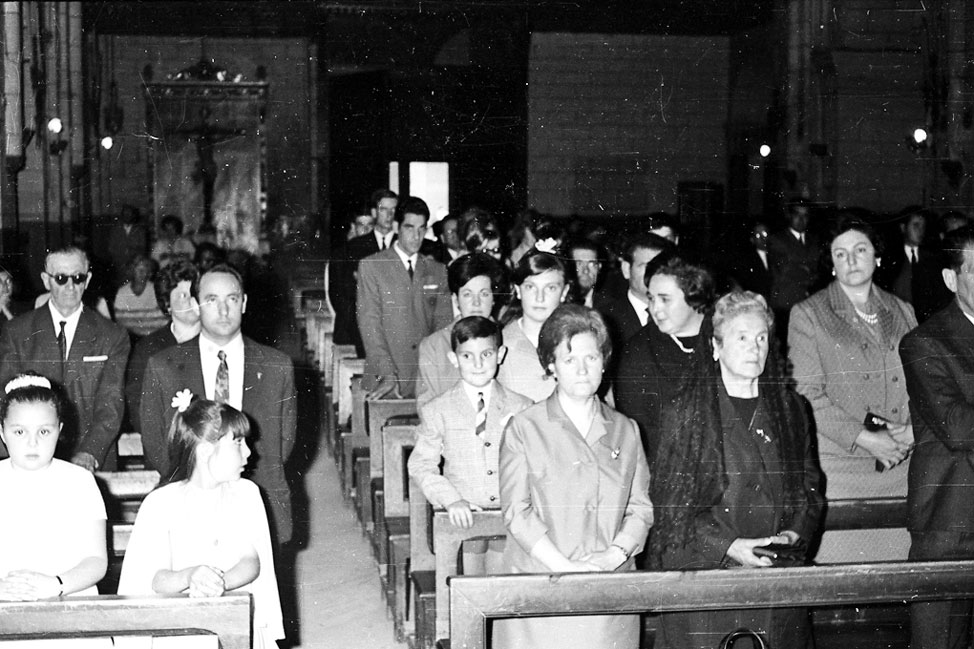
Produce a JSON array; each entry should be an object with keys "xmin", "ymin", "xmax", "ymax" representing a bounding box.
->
[
  {"xmin": 610, "ymin": 447, "xmax": 621, "ymax": 460},
  {"xmin": 754, "ymin": 428, "xmax": 772, "ymax": 444}
]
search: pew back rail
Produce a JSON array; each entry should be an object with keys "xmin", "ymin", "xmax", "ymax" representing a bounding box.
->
[
  {"xmin": 448, "ymin": 560, "xmax": 974, "ymax": 649},
  {"xmin": 0, "ymin": 594, "xmax": 252, "ymax": 649}
]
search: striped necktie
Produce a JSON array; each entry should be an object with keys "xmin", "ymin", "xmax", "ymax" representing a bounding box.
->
[{"xmin": 474, "ymin": 392, "xmax": 486, "ymax": 436}]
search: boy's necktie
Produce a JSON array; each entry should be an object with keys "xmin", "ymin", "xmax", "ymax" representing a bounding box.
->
[{"xmin": 475, "ymin": 392, "xmax": 486, "ymax": 436}]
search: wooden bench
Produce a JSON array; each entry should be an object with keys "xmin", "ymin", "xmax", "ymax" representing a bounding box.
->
[
  {"xmin": 0, "ymin": 594, "xmax": 251, "ymax": 648},
  {"xmin": 323, "ymin": 344, "xmax": 358, "ymax": 451},
  {"xmin": 361, "ymin": 399, "xmax": 417, "ymax": 540},
  {"xmin": 339, "ymin": 375, "xmax": 367, "ymax": 499},
  {"xmin": 448, "ymin": 561, "xmax": 974, "ymax": 649},
  {"xmin": 94, "ymin": 470, "xmax": 161, "ymax": 592},
  {"xmin": 433, "ymin": 509, "xmax": 505, "ymax": 641},
  {"xmin": 380, "ymin": 423, "xmax": 418, "ymax": 638}
]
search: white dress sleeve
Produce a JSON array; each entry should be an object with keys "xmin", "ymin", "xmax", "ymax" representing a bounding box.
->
[{"xmin": 117, "ymin": 487, "xmax": 171, "ymax": 595}]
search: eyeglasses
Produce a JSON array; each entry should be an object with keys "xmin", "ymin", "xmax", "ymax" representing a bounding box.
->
[{"xmin": 47, "ymin": 273, "xmax": 87, "ymax": 286}]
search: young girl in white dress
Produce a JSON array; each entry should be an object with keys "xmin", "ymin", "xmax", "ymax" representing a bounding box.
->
[
  {"xmin": 0, "ymin": 373, "xmax": 109, "ymax": 647},
  {"xmin": 118, "ymin": 393, "xmax": 284, "ymax": 649}
]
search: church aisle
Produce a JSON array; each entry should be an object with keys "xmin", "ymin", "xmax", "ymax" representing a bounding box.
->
[{"xmin": 290, "ymin": 437, "xmax": 407, "ymax": 649}]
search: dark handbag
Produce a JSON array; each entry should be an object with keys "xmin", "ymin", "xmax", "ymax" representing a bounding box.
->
[
  {"xmin": 752, "ymin": 538, "xmax": 808, "ymax": 567},
  {"xmin": 719, "ymin": 628, "xmax": 770, "ymax": 649}
]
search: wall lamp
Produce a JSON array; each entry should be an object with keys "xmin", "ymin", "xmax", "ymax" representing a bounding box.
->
[
  {"xmin": 908, "ymin": 127, "xmax": 929, "ymax": 153},
  {"xmin": 47, "ymin": 117, "xmax": 67, "ymax": 156}
]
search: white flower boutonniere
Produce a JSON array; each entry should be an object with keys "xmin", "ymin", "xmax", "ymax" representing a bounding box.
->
[
  {"xmin": 171, "ymin": 389, "xmax": 194, "ymax": 413},
  {"xmin": 534, "ymin": 238, "xmax": 558, "ymax": 253}
]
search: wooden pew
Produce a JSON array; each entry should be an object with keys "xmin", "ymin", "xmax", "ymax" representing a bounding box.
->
[
  {"xmin": 339, "ymin": 374, "xmax": 367, "ymax": 499},
  {"xmin": 94, "ymin": 470, "xmax": 161, "ymax": 591},
  {"xmin": 409, "ymin": 480, "xmax": 436, "ymax": 647},
  {"xmin": 433, "ymin": 509, "xmax": 505, "ymax": 643},
  {"xmin": 448, "ymin": 561, "xmax": 974, "ymax": 649},
  {"xmin": 419, "ymin": 497, "xmax": 912, "ymax": 648},
  {"xmin": 0, "ymin": 594, "xmax": 251, "ymax": 648},
  {"xmin": 380, "ymin": 423, "xmax": 418, "ymax": 638},
  {"xmin": 361, "ymin": 398, "xmax": 417, "ymax": 532},
  {"xmin": 324, "ymin": 344, "xmax": 358, "ymax": 451}
]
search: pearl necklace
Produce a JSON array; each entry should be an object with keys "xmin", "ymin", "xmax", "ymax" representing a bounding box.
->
[
  {"xmin": 669, "ymin": 334, "xmax": 695, "ymax": 354},
  {"xmin": 854, "ymin": 306, "xmax": 878, "ymax": 325}
]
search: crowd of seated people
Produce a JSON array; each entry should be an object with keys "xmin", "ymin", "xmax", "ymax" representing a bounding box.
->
[
  {"xmin": 4, "ymin": 192, "xmax": 974, "ymax": 649},
  {"xmin": 0, "ymin": 206, "xmax": 296, "ymax": 629}
]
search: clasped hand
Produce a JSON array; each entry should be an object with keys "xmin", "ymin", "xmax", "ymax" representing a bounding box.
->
[
  {"xmin": 0, "ymin": 571, "xmax": 61, "ymax": 601},
  {"xmin": 367, "ymin": 375, "xmax": 401, "ymax": 400},
  {"xmin": 726, "ymin": 532, "xmax": 797, "ymax": 568},
  {"xmin": 856, "ymin": 425, "xmax": 913, "ymax": 469},
  {"xmin": 187, "ymin": 565, "xmax": 226, "ymax": 598}
]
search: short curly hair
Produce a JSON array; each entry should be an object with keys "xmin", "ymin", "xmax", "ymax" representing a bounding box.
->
[
  {"xmin": 712, "ymin": 291, "xmax": 774, "ymax": 344},
  {"xmin": 648, "ymin": 257, "xmax": 715, "ymax": 314},
  {"xmin": 537, "ymin": 304, "xmax": 612, "ymax": 376}
]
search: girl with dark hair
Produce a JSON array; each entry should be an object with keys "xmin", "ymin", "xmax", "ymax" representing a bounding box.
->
[
  {"xmin": 494, "ymin": 305, "xmax": 652, "ymax": 649},
  {"xmin": 0, "ymin": 373, "xmax": 108, "ymax": 603},
  {"xmin": 649, "ymin": 292, "xmax": 823, "ymax": 649},
  {"xmin": 118, "ymin": 394, "xmax": 283, "ymax": 648},
  {"xmin": 497, "ymin": 248, "xmax": 571, "ymax": 401}
]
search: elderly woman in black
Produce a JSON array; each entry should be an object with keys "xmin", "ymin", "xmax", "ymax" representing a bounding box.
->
[{"xmin": 649, "ymin": 291, "xmax": 823, "ymax": 649}]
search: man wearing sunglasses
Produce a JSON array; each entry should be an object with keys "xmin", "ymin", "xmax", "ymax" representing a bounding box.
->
[{"xmin": 0, "ymin": 245, "xmax": 130, "ymax": 472}]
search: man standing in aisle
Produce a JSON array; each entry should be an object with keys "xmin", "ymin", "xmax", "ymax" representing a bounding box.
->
[
  {"xmin": 357, "ymin": 196, "xmax": 453, "ymax": 399},
  {"xmin": 0, "ymin": 246, "xmax": 129, "ymax": 470},
  {"xmin": 900, "ymin": 224, "xmax": 974, "ymax": 649},
  {"xmin": 140, "ymin": 263, "xmax": 296, "ymax": 547},
  {"xmin": 330, "ymin": 189, "xmax": 398, "ymax": 355}
]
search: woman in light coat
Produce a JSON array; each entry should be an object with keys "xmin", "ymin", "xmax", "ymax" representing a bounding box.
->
[
  {"xmin": 494, "ymin": 305, "xmax": 653, "ymax": 649},
  {"xmin": 788, "ymin": 215, "xmax": 917, "ymax": 561}
]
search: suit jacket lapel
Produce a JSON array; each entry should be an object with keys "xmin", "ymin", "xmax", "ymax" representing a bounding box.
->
[{"xmin": 242, "ymin": 337, "xmax": 263, "ymax": 411}]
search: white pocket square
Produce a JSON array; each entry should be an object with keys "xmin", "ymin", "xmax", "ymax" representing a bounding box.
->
[
  {"xmin": 423, "ymin": 284, "xmax": 439, "ymax": 290},
  {"xmin": 83, "ymin": 355, "xmax": 108, "ymax": 362}
]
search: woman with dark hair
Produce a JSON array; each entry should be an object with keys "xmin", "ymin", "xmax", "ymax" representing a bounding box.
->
[
  {"xmin": 789, "ymin": 216, "xmax": 916, "ymax": 562},
  {"xmin": 494, "ymin": 304, "xmax": 652, "ymax": 649},
  {"xmin": 614, "ymin": 256, "xmax": 715, "ymax": 462},
  {"xmin": 650, "ymin": 292, "xmax": 823, "ymax": 649},
  {"xmin": 496, "ymin": 248, "xmax": 571, "ymax": 401}
]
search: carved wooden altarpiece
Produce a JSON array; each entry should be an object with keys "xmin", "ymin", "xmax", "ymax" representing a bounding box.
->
[{"xmin": 144, "ymin": 60, "xmax": 268, "ymax": 252}]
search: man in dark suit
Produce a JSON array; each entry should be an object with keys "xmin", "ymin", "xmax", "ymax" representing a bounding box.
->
[
  {"xmin": 728, "ymin": 222, "xmax": 772, "ymax": 298},
  {"xmin": 356, "ymin": 196, "xmax": 453, "ymax": 399},
  {"xmin": 767, "ymin": 198, "xmax": 822, "ymax": 335},
  {"xmin": 0, "ymin": 246, "xmax": 130, "ymax": 470},
  {"xmin": 900, "ymin": 225, "xmax": 974, "ymax": 649},
  {"xmin": 140, "ymin": 263, "xmax": 297, "ymax": 545},
  {"xmin": 878, "ymin": 209, "xmax": 952, "ymax": 323},
  {"xmin": 329, "ymin": 189, "xmax": 398, "ymax": 355},
  {"xmin": 594, "ymin": 232, "xmax": 673, "ymax": 349}
]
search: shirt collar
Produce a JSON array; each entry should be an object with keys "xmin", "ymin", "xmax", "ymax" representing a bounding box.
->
[
  {"xmin": 199, "ymin": 331, "xmax": 244, "ymax": 354},
  {"xmin": 48, "ymin": 299, "xmax": 82, "ymax": 327},
  {"xmin": 789, "ymin": 228, "xmax": 804, "ymax": 241},
  {"xmin": 460, "ymin": 379, "xmax": 494, "ymax": 410},
  {"xmin": 627, "ymin": 289, "xmax": 650, "ymax": 326},
  {"xmin": 392, "ymin": 242, "xmax": 418, "ymax": 267}
]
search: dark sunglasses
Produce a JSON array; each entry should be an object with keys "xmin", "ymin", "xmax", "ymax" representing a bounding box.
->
[{"xmin": 47, "ymin": 273, "xmax": 87, "ymax": 286}]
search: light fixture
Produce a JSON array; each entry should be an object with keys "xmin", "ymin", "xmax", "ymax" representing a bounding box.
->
[
  {"xmin": 47, "ymin": 117, "xmax": 63, "ymax": 135},
  {"xmin": 100, "ymin": 136, "xmax": 114, "ymax": 150},
  {"xmin": 759, "ymin": 144, "xmax": 771, "ymax": 158},
  {"xmin": 907, "ymin": 127, "xmax": 931, "ymax": 153}
]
